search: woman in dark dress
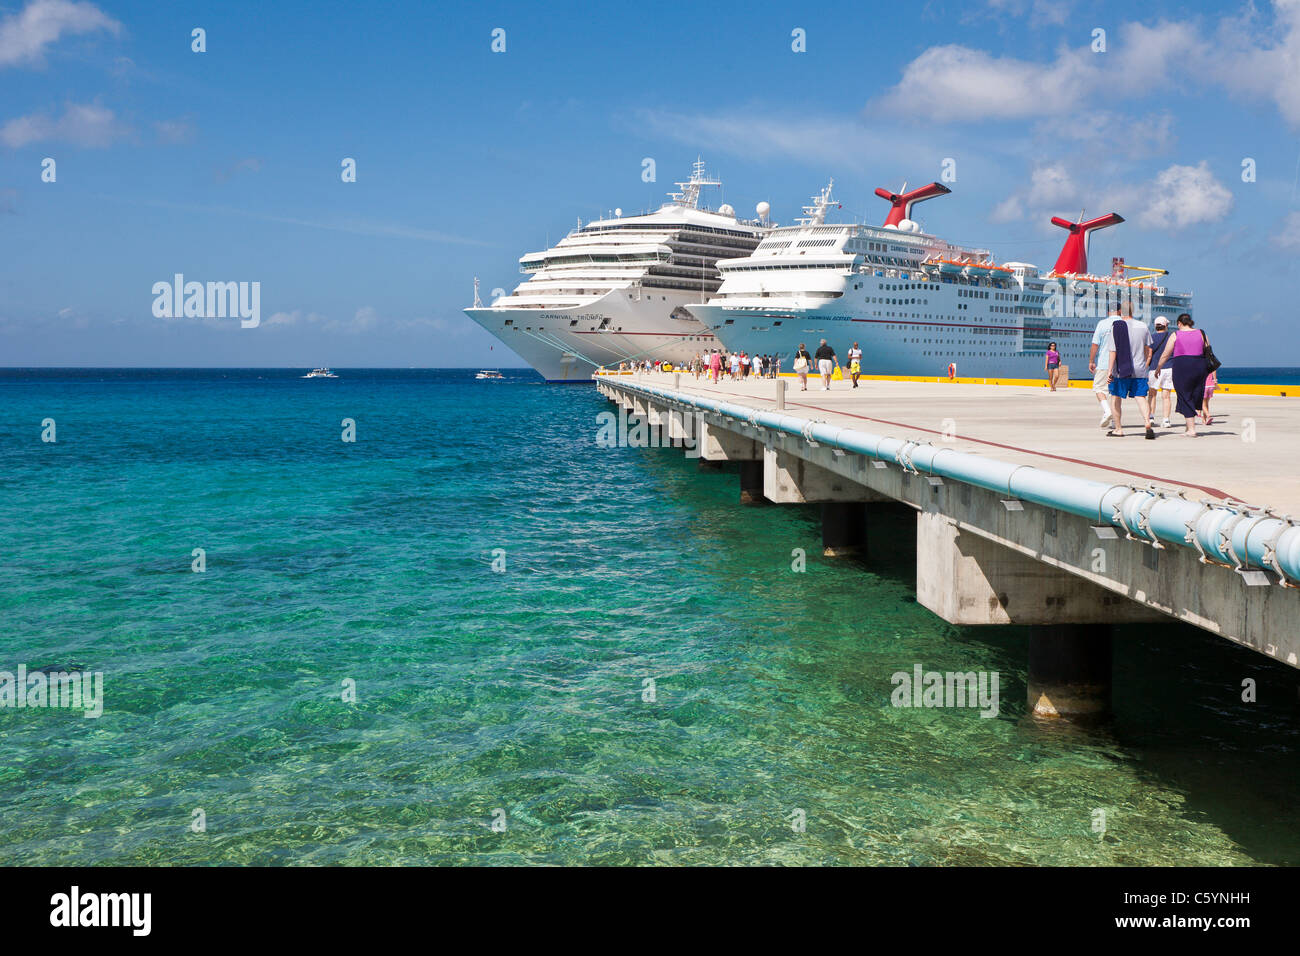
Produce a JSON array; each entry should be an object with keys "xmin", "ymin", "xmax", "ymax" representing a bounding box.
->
[{"xmin": 1152, "ymin": 313, "xmax": 1208, "ymax": 437}]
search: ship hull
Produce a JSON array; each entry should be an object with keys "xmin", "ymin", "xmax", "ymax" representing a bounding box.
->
[
  {"xmin": 464, "ymin": 289, "xmax": 719, "ymax": 383},
  {"xmin": 690, "ymin": 295, "xmax": 1112, "ymax": 381}
]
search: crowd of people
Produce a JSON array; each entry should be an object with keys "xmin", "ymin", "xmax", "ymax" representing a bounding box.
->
[
  {"xmin": 613, "ymin": 353, "xmax": 783, "ymax": 379},
  {"xmin": 1087, "ymin": 304, "xmax": 1217, "ymax": 438}
]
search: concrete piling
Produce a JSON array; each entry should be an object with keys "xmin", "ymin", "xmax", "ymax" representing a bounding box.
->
[
  {"xmin": 822, "ymin": 502, "xmax": 867, "ymax": 557},
  {"xmin": 739, "ymin": 460, "xmax": 765, "ymax": 505},
  {"xmin": 1027, "ymin": 624, "xmax": 1114, "ymax": 719}
]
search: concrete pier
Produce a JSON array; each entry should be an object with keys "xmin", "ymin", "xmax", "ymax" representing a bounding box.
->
[{"xmin": 596, "ymin": 372, "xmax": 1300, "ymax": 718}]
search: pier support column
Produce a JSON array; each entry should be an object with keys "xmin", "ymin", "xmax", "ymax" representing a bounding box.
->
[
  {"xmin": 763, "ymin": 446, "xmax": 889, "ymax": 504},
  {"xmin": 699, "ymin": 421, "xmax": 760, "ymax": 463},
  {"xmin": 915, "ymin": 512, "xmax": 1163, "ymax": 626},
  {"xmin": 739, "ymin": 460, "xmax": 765, "ymax": 505},
  {"xmin": 1028, "ymin": 624, "xmax": 1113, "ymax": 720},
  {"xmin": 822, "ymin": 502, "xmax": 866, "ymax": 557}
]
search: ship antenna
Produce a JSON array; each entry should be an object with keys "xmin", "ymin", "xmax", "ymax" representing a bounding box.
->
[
  {"xmin": 473, "ymin": 276, "xmax": 482, "ymax": 308},
  {"xmin": 667, "ymin": 158, "xmax": 721, "ymax": 209},
  {"xmin": 797, "ymin": 179, "xmax": 835, "ymax": 226}
]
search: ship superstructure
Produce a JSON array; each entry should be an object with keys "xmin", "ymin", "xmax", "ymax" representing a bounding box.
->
[
  {"xmin": 687, "ymin": 181, "xmax": 1191, "ymax": 378},
  {"xmin": 464, "ymin": 161, "xmax": 771, "ymax": 381}
]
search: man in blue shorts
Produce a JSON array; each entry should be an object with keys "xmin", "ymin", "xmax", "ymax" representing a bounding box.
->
[{"xmin": 1106, "ymin": 301, "xmax": 1155, "ymax": 439}]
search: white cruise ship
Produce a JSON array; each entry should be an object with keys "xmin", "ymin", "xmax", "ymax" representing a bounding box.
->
[
  {"xmin": 464, "ymin": 161, "xmax": 771, "ymax": 382},
  {"xmin": 687, "ymin": 180, "xmax": 1192, "ymax": 378}
]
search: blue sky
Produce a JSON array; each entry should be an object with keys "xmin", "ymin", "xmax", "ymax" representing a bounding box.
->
[{"xmin": 1, "ymin": 0, "xmax": 1298, "ymax": 367}]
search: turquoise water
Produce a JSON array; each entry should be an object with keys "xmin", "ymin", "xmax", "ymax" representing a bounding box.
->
[{"xmin": 2, "ymin": 368, "xmax": 1298, "ymax": 866}]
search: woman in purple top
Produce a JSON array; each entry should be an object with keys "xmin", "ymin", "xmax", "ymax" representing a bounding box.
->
[
  {"xmin": 1044, "ymin": 342, "xmax": 1061, "ymax": 391},
  {"xmin": 1153, "ymin": 313, "xmax": 1209, "ymax": 437}
]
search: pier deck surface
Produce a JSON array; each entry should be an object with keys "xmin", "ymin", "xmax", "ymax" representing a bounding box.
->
[{"xmin": 623, "ymin": 374, "xmax": 1298, "ymax": 514}]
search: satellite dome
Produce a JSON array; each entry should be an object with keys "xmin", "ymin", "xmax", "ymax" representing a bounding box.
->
[
  {"xmin": 756, "ymin": 201, "xmax": 771, "ymax": 218},
  {"xmin": 718, "ymin": 203, "xmax": 735, "ymax": 217},
  {"xmin": 884, "ymin": 222, "xmax": 898, "ymax": 230},
  {"xmin": 899, "ymin": 219, "xmax": 915, "ymax": 232},
  {"xmin": 614, "ymin": 207, "xmax": 622, "ymax": 218}
]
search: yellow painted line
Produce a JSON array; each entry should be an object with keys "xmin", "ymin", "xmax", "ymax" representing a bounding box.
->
[{"xmin": 594, "ymin": 371, "xmax": 1294, "ymax": 397}]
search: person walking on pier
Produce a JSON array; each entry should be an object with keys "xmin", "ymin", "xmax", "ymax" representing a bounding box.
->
[
  {"xmin": 847, "ymin": 341, "xmax": 863, "ymax": 388},
  {"xmin": 1045, "ymin": 341, "xmax": 1061, "ymax": 391},
  {"xmin": 1089, "ymin": 311, "xmax": 1117, "ymax": 428},
  {"xmin": 1106, "ymin": 301, "xmax": 1156, "ymax": 440},
  {"xmin": 1146, "ymin": 316, "xmax": 1175, "ymax": 427},
  {"xmin": 793, "ymin": 343, "xmax": 812, "ymax": 390},
  {"xmin": 814, "ymin": 339, "xmax": 838, "ymax": 390},
  {"xmin": 709, "ymin": 349, "xmax": 722, "ymax": 384},
  {"xmin": 1152, "ymin": 313, "xmax": 1211, "ymax": 438},
  {"xmin": 1202, "ymin": 370, "xmax": 1217, "ymax": 426}
]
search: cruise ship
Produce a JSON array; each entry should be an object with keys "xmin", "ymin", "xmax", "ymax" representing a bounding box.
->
[
  {"xmin": 464, "ymin": 161, "xmax": 771, "ymax": 382},
  {"xmin": 687, "ymin": 181, "xmax": 1192, "ymax": 378}
]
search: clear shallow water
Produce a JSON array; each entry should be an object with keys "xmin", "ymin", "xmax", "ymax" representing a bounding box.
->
[{"xmin": 1, "ymin": 368, "xmax": 1298, "ymax": 866}]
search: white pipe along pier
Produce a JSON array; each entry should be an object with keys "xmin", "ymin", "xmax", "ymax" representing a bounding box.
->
[{"xmin": 596, "ymin": 372, "xmax": 1300, "ymax": 719}]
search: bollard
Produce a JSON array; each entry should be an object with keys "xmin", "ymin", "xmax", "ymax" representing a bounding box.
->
[{"xmin": 775, "ymin": 378, "xmax": 786, "ymax": 410}]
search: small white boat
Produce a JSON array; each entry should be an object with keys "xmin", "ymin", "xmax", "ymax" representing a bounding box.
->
[
  {"xmin": 302, "ymin": 368, "xmax": 338, "ymax": 378},
  {"xmin": 475, "ymin": 370, "xmax": 505, "ymax": 380}
]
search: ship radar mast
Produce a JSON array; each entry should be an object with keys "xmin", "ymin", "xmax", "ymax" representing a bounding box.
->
[
  {"xmin": 472, "ymin": 276, "xmax": 482, "ymax": 308},
  {"xmin": 667, "ymin": 157, "xmax": 722, "ymax": 209},
  {"xmin": 796, "ymin": 180, "xmax": 838, "ymax": 226}
]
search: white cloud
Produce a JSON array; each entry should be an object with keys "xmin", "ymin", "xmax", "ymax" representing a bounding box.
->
[
  {"xmin": 0, "ymin": 101, "xmax": 128, "ymax": 147},
  {"xmin": 153, "ymin": 118, "xmax": 195, "ymax": 145},
  {"xmin": 987, "ymin": 160, "xmax": 1230, "ymax": 232},
  {"xmin": 874, "ymin": 5, "xmax": 1300, "ymax": 129},
  {"xmin": 991, "ymin": 163, "xmax": 1081, "ymax": 223},
  {"xmin": 0, "ymin": 0, "xmax": 120, "ymax": 68},
  {"xmin": 634, "ymin": 107, "xmax": 942, "ymax": 174},
  {"xmin": 1274, "ymin": 211, "xmax": 1300, "ymax": 249},
  {"xmin": 985, "ymin": 0, "xmax": 1071, "ymax": 26},
  {"xmin": 874, "ymin": 43, "xmax": 1095, "ymax": 121},
  {"xmin": 214, "ymin": 157, "xmax": 262, "ymax": 183},
  {"xmin": 103, "ymin": 195, "xmax": 495, "ymax": 247},
  {"xmin": 1138, "ymin": 162, "xmax": 1233, "ymax": 229}
]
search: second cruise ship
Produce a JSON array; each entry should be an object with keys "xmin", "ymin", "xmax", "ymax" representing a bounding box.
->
[
  {"xmin": 464, "ymin": 161, "xmax": 771, "ymax": 382},
  {"xmin": 687, "ymin": 181, "xmax": 1192, "ymax": 378}
]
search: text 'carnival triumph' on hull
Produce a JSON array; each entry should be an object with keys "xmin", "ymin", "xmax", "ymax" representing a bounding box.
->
[
  {"xmin": 463, "ymin": 161, "xmax": 773, "ymax": 382},
  {"xmin": 686, "ymin": 180, "xmax": 1191, "ymax": 379}
]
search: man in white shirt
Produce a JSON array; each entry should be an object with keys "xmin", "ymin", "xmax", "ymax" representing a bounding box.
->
[{"xmin": 1106, "ymin": 301, "xmax": 1155, "ymax": 439}]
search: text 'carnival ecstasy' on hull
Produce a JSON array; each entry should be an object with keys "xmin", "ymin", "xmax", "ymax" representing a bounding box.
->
[
  {"xmin": 687, "ymin": 181, "xmax": 1192, "ymax": 379},
  {"xmin": 463, "ymin": 161, "xmax": 773, "ymax": 382}
]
